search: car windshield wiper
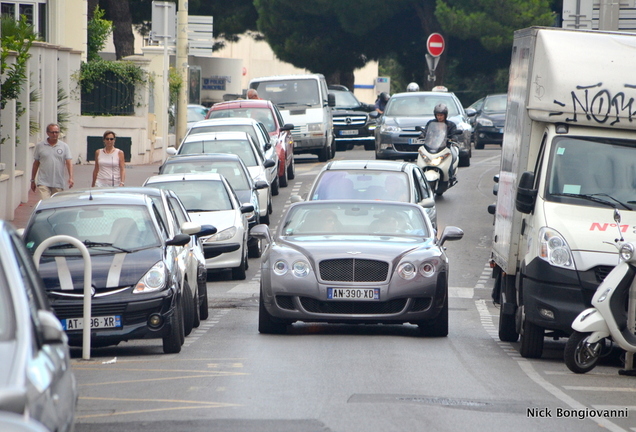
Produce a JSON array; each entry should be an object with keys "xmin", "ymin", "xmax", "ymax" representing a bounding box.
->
[
  {"xmin": 277, "ymin": 101, "xmax": 312, "ymax": 107},
  {"xmin": 551, "ymin": 193, "xmax": 632, "ymax": 210},
  {"xmin": 82, "ymin": 241, "xmax": 132, "ymax": 253}
]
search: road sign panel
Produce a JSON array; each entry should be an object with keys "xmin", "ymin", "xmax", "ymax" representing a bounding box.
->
[{"xmin": 427, "ymin": 33, "xmax": 445, "ymax": 57}]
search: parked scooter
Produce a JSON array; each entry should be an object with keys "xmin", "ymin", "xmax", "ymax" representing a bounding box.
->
[
  {"xmin": 564, "ymin": 209, "xmax": 636, "ymax": 374},
  {"xmin": 415, "ymin": 122, "xmax": 459, "ymax": 196}
]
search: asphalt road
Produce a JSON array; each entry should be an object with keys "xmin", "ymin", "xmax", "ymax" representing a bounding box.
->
[{"xmin": 68, "ymin": 145, "xmax": 635, "ymax": 432}]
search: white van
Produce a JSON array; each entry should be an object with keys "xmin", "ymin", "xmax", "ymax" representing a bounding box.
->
[{"xmin": 249, "ymin": 74, "xmax": 336, "ymax": 162}]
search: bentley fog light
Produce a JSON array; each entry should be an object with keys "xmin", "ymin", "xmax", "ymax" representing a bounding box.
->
[
  {"xmin": 539, "ymin": 308, "xmax": 555, "ymax": 320},
  {"xmin": 398, "ymin": 262, "xmax": 417, "ymax": 280},
  {"xmin": 273, "ymin": 260, "xmax": 288, "ymax": 276},
  {"xmin": 134, "ymin": 261, "xmax": 167, "ymax": 293},
  {"xmin": 620, "ymin": 243, "xmax": 635, "ymax": 261},
  {"xmin": 292, "ymin": 260, "xmax": 310, "ymax": 277},
  {"xmin": 538, "ymin": 227, "xmax": 574, "ymax": 269}
]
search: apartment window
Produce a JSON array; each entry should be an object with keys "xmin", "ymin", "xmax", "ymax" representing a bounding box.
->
[{"xmin": 1, "ymin": 1, "xmax": 47, "ymax": 40}]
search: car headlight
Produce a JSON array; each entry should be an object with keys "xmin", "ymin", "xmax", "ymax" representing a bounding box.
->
[
  {"xmin": 538, "ymin": 227, "xmax": 574, "ymax": 269},
  {"xmin": 620, "ymin": 243, "xmax": 635, "ymax": 261},
  {"xmin": 380, "ymin": 124, "xmax": 401, "ymax": 133},
  {"xmin": 308, "ymin": 123, "xmax": 323, "ymax": 133},
  {"xmin": 419, "ymin": 261, "xmax": 436, "ymax": 278},
  {"xmin": 398, "ymin": 262, "xmax": 417, "ymax": 280},
  {"xmin": 273, "ymin": 260, "xmax": 288, "ymax": 276},
  {"xmin": 204, "ymin": 226, "xmax": 237, "ymax": 242},
  {"xmin": 133, "ymin": 261, "xmax": 167, "ymax": 293},
  {"xmin": 292, "ymin": 260, "xmax": 311, "ymax": 277},
  {"xmin": 477, "ymin": 118, "xmax": 494, "ymax": 127}
]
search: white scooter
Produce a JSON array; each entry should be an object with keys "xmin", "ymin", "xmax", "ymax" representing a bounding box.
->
[
  {"xmin": 415, "ymin": 122, "xmax": 459, "ymax": 196},
  {"xmin": 564, "ymin": 209, "xmax": 636, "ymax": 375}
]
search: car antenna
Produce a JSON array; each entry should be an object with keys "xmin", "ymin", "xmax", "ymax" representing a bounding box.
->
[{"xmin": 364, "ymin": 161, "xmax": 369, "ymax": 169}]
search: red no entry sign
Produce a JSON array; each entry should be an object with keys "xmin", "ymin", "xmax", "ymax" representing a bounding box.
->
[{"xmin": 427, "ymin": 33, "xmax": 445, "ymax": 57}]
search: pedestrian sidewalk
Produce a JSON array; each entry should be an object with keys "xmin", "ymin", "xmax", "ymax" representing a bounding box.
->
[{"xmin": 11, "ymin": 162, "xmax": 162, "ymax": 229}]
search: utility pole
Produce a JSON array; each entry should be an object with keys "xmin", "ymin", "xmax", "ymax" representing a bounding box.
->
[{"xmin": 176, "ymin": 0, "xmax": 189, "ymax": 146}]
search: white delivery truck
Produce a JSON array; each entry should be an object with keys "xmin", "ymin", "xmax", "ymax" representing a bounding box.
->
[
  {"xmin": 249, "ymin": 74, "xmax": 336, "ymax": 161},
  {"xmin": 491, "ymin": 27, "xmax": 636, "ymax": 358}
]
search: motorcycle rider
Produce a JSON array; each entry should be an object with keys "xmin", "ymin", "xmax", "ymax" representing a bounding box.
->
[
  {"xmin": 422, "ymin": 103, "xmax": 460, "ymax": 183},
  {"xmin": 406, "ymin": 82, "xmax": 420, "ymax": 92},
  {"xmin": 374, "ymin": 92, "xmax": 390, "ymax": 114}
]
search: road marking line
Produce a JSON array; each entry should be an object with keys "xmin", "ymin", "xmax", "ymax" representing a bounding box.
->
[{"xmin": 563, "ymin": 386, "xmax": 636, "ymax": 392}]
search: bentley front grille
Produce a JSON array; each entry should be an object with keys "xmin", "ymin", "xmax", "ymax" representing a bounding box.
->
[{"xmin": 319, "ymin": 258, "xmax": 389, "ymax": 282}]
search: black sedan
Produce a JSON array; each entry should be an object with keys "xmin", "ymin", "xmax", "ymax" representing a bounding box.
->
[
  {"xmin": 469, "ymin": 93, "xmax": 507, "ymax": 149},
  {"xmin": 22, "ymin": 190, "xmax": 208, "ymax": 354}
]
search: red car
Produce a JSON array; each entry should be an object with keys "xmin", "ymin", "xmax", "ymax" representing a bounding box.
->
[{"xmin": 206, "ymin": 99, "xmax": 296, "ymax": 187}]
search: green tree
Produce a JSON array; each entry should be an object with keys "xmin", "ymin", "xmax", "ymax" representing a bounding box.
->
[
  {"xmin": 87, "ymin": 6, "xmax": 113, "ymax": 62},
  {"xmin": 1, "ymin": 15, "xmax": 37, "ymax": 109}
]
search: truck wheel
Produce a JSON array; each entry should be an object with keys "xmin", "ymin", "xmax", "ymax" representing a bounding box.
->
[
  {"xmin": 564, "ymin": 331, "xmax": 602, "ymax": 374},
  {"xmin": 519, "ymin": 318, "xmax": 544, "ymax": 358},
  {"xmin": 318, "ymin": 144, "xmax": 330, "ymax": 162},
  {"xmin": 498, "ymin": 275, "xmax": 519, "ymax": 342}
]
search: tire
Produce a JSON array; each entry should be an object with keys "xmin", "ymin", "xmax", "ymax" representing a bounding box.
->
[
  {"xmin": 260, "ymin": 211, "xmax": 270, "ymax": 225},
  {"xmin": 287, "ymin": 155, "xmax": 295, "ymax": 180},
  {"xmin": 271, "ymin": 175, "xmax": 279, "ymax": 196},
  {"xmin": 258, "ymin": 288, "xmax": 287, "ymax": 334},
  {"xmin": 519, "ymin": 317, "xmax": 544, "ymax": 358},
  {"xmin": 318, "ymin": 143, "xmax": 330, "ymax": 162},
  {"xmin": 564, "ymin": 331, "xmax": 602, "ymax": 374},
  {"xmin": 418, "ymin": 293, "xmax": 448, "ymax": 337},
  {"xmin": 364, "ymin": 141, "xmax": 375, "ymax": 151},
  {"xmin": 248, "ymin": 237, "xmax": 262, "ymax": 258},
  {"xmin": 458, "ymin": 153, "xmax": 470, "ymax": 167},
  {"xmin": 192, "ymin": 282, "xmax": 201, "ymax": 329},
  {"xmin": 336, "ymin": 141, "xmax": 348, "ymax": 152},
  {"xmin": 231, "ymin": 247, "xmax": 247, "ymax": 280},
  {"xmin": 474, "ymin": 139, "xmax": 485, "ymax": 150},
  {"xmin": 498, "ymin": 275, "xmax": 519, "ymax": 342},
  {"xmin": 162, "ymin": 296, "xmax": 184, "ymax": 354},
  {"xmin": 183, "ymin": 280, "xmax": 195, "ymax": 337},
  {"xmin": 198, "ymin": 278, "xmax": 209, "ymax": 321},
  {"xmin": 279, "ymin": 162, "xmax": 288, "ymax": 188}
]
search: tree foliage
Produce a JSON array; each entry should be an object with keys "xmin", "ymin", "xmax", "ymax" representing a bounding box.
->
[
  {"xmin": 1, "ymin": 15, "xmax": 37, "ymax": 109},
  {"xmin": 87, "ymin": 6, "xmax": 113, "ymax": 62}
]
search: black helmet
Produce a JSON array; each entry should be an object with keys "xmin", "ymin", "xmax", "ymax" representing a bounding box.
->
[
  {"xmin": 379, "ymin": 92, "xmax": 390, "ymax": 102},
  {"xmin": 434, "ymin": 103, "xmax": 448, "ymax": 117}
]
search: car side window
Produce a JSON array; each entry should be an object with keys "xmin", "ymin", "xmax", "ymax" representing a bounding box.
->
[
  {"xmin": 273, "ymin": 105, "xmax": 285, "ymax": 128},
  {"xmin": 152, "ymin": 204, "xmax": 170, "ymax": 239},
  {"xmin": 168, "ymin": 196, "xmax": 189, "ymax": 230},
  {"xmin": 412, "ymin": 167, "xmax": 430, "ymax": 200}
]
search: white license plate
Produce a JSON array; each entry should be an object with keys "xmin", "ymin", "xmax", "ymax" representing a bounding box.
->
[
  {"xmin": 408, "ymin": 138, "xmax": 425, "ymax": 145},
  {"xmin": 62, "ymin": 316, "xmax": 122, "ymax": 331},
  {"xmin": 340, "ymin": 129, "xmax": 359, "ymax": 136},
  {"xmin": 327, "ymin": 288, "xmax": 380, "ymax": 300}
]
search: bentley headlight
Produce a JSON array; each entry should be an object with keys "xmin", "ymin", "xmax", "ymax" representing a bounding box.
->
[
  {"xmin": 620, "ymin": 243, "xmax": 635, "ymax": 261},
  {"xmin": 292, "ymin": 260, "xmax": 310, "ymax": 277},
  {"xmin": 398, "ymin": 262, "xmax": 417, "ymax": 280},
  {"xmin": 134, "ymin": 261, "xmax": 167, "ymax": 293},
  {"xmin": 204, "ymin": 227, "xmax": 237, "ymax": 243},
  {"xmin": 419, "ymin": 261, "xmax": 436, "ymax": 278},
  {"xmin": 273, "ymin": 260, "xmax": 288, "ymax": 276},
  {"xmin": 538, "ymin": 227, "xmax": 574, "ymax": 269}
]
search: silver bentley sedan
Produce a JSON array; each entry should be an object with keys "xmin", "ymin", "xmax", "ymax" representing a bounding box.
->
[{"xmin": 251, "ymin": 200, "xmax": 463, "ymax": 336}]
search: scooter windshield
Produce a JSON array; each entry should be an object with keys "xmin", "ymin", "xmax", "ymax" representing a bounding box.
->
[{"xmin": 423, "ymin": 122, "xmax": 447, "ymax": 153}]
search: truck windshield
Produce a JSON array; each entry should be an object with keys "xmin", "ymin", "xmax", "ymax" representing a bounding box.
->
[
  {"xmin": 251, "ymin": 80, "xmax": 321, "ymax": 107},
  {"xmin": 546, "ymin": 136, "xmax": 636, "ymax": 209}
]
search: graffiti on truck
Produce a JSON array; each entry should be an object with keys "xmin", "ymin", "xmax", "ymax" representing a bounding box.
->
[{"xmin": 548, "ymin": 82, "xmax": 636, "ymax": 126}]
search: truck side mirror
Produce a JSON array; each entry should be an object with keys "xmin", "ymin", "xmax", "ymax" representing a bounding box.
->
[
  {"xmin": 327, "ymin": 93, "xmax": 336, "ymax": 107},
  {"xmin": 515, "ymin": 171, "xmax": 537, "ymax": 214}
]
